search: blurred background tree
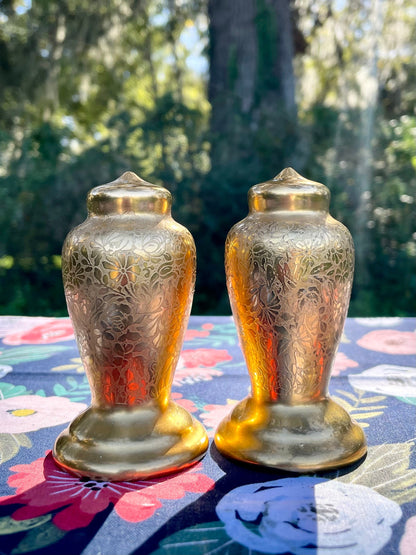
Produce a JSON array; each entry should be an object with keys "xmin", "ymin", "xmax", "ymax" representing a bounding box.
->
[{"xmin": 0, "ymin": 0, "xmax": 415, "ymax": 316}]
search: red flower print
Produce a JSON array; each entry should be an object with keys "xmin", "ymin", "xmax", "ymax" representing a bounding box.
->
[
  {"xmin": 3, "ymin": 319, "xmax": 74, "ymax": 345},
  {"xmin": 0, "ymin": 452, "xmax": 214, "ymax": 531},
  {"xmin": 115, "ymin": 470, "xmax": 212, "ymax": 522},
  {"xmin": 0, "ymin": 317, "xmax": 52, "ymax": 338},
  {"xmin": 332, "ymin": 352, "xmax": 359, "ymax": 376},
  {"xmin": 357, "ymin": 330, "xmax": 416, "ymax": 355}
]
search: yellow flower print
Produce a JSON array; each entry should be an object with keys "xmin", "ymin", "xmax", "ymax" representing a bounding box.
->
[{"xmin": 52, "ymin": 357, "xmax": 84, "ymax": 373}]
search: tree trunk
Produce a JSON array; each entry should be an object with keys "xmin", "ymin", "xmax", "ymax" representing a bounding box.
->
[
  {"xmin": 208, "ymin": 0, "xmax": 258, "ymax": 134},
  {"xmin": 196, "ymin": 0, "xmax": 299, "ymax": 314},
  {"xmin": 208, "ymin": 0, "xmax": 297, "ymax": 142}
]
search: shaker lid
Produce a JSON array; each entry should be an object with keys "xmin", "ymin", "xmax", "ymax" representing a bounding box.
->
[
  {"xmin": 87, "ymin": 171, "xmax": 171, "ymax": 216},
  {"xmin": 249, "ymin": 168, "xmax": 330, "ymax": 212}
]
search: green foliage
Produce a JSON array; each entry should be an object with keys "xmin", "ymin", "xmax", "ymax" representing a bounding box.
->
[
  {"xmin": 300, "ymin": 104, "xmax": 416, "ymax": 315},
  {"xmin": 0, "ymin": 0, "xmax": 414, "ymax": 316},
  {"xmin": 0, "ymin": 0, "xmax": 210, "ymax": 315},
  {"xmin": 296, "ymin": 0, "xmax": 416, "ymax": 316}
]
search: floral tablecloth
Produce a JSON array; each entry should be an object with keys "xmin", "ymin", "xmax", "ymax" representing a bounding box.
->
[{"xmin": 0, "ymin": 315, "xmax": 415, "ymax": 555}]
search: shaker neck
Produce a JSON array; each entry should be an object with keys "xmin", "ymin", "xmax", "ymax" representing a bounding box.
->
[
  {"xmin": 248, "ymin": 168, "xmax": 330, "ymax": 214},
  {"xmin": 87, "ymin": 171, "xmax": 171, "ymax": 217}
]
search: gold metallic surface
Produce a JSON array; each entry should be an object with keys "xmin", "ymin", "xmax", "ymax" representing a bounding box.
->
[
  {"xmin": 215, "ymin": 168, "xmax": 366, "ymax": 472},
  {"xmin": 53, "ymin": 171, "xmax": 208, "ymax": 481}
]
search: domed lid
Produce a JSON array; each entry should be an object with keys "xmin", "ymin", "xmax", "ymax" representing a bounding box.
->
[
  {"xmin": 248, "ymin": 168, "xmax": 330, "ymax": 213},
  {"xmin": 87, "ymin": 171, "xmax": 171, "ymax": 216}
]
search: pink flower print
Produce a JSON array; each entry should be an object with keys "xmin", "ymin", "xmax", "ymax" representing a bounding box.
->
[
  {"xmin": 357, "ymin": 330, "xmax": 416, "ymax": 355},
  {"xmin": 184, "ymin": 324, "xmax": 213, "ymax": 341},
  {"xmin": 171, "ymin": 392, "xmax": 198, "ymax": 413},
  {"xmin": 0, "ymin": 395, "xmax": 87, "ymax": 433},
  {"xmin": 201, "ymin": 400, "xmax": 239, "ymax": 437},
  {"xmin": 181, "ymin": 348, "xmax": 232, "ymax": 368},
  {"xmin": 173, "ymin": 364, "xmax": 223, "ymax": 386},
  {"xmin": 0, "ymin": 317, "xmax": 52, "ymax": 338},
  {"xmin": 174, "ymin": 348, "xmax": 232, "ymax": 386},
  {"xmin": 3, "ymin": 319, "xmax": 74, "ymax": 345},
  {"xmin": 400, "ymin": 516, "xmax": 416, "ymax": 555},
  {"xmin": 332, "ymin": 352, "xmax": 359, "ymax": 376},
  {"xmin": 0, "ymin": 453, "xmax": 214, "ymax": 531},
  {"xmin": 184, "ymin": 329, "xmax": 210, "ymax": 341}
]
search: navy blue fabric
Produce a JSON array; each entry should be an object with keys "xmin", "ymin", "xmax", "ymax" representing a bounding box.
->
[{"xmin": 0, "ymin": 316, "xmax": 415, "ymax": 555}]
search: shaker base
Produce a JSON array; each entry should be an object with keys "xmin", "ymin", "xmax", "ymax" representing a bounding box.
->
[
  {"xmin": 215, "ymin": 396, "xmax": 367, "ymax": 472},
  {"xmin": 53, "ymin": 401, "xmax": 209, "ymax": 481}
]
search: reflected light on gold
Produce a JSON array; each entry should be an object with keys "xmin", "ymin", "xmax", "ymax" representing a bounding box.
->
[{"xmin": 215, "ymin": 168, "xmax": 366, "ymax": 472}]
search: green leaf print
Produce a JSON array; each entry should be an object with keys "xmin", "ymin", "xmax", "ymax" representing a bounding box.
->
[
  {"xmin": 0, "ymin": 514, "xmax": 51, "ymax": 536},
  {"xmin": 338, "ymin": 440, "xmax": 416, "ymax": 504},
  {"xmin": 0, "ymin": 433, "xmax": 32, "ymax": 465},
  {"xmin": 0, "ymin": 345, "xmax": 71, "ymax": 365},
  {"xmin": 151, "ymin": 522, "xmax": 257, "ymax": 555},
  {"xmin": 332, "ymin": 390, "xmax": 388, "ymax": 428},
  {"xmin": 53, "ymin": 375, "xmax": 91, "ymax": 402},
  {"xmin": 0, "ymin": 382, "xmax": 29, "ymax": 399},
  {"xmin": 11, "ymin": 520, "xmax": 66, "ymax": 554}
]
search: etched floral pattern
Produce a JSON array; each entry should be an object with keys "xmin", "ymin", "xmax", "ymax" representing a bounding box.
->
[
  {"xmin": 226, "ymin": 216, "xmax": 354, "ymax": 402},
  {"xmin": 62, "ymin": 213, "xmax": 196, "ymax": 407}
]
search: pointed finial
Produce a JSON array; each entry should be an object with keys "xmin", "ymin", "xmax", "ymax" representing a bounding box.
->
[
  {"xmin": 273, "ymin": 168, "xmax": 304, "ymax": 182},
  {"xmin": 116, "ymin": 171, "xmax": 147, "ymax": 186}
]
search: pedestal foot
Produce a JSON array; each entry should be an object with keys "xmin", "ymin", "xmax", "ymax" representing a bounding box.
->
[
  {"xmin": 53, "ymin": 401, "xmax": 208, "ymax": 481},
  {"xmin": 215, "ymin": 396, "xmax": 367, "ymax": 472}
]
